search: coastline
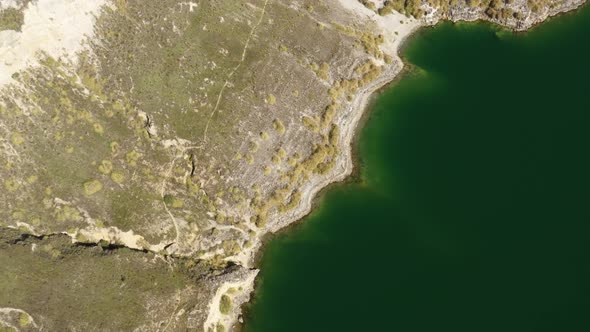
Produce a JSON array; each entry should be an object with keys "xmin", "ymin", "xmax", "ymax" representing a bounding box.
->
[
  {"xmin": 4, "ymin": 0, "xmax": 587, "ymax": 330},
  {"xmin": 208, "ymin": 0, "xmax": 589, "ymax": 330},
  {"xmin": 243, "ymin": 0, "xmax": 590, "ymax": 268}
]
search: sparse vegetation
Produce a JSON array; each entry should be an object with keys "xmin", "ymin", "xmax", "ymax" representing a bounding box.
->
[
  {"xmin": 219, "ymin": 294, "xmax": 232, "ymax": 314},
  {"xmin": 359, "ymin": 0, "xmax": 377, "ymax": 10},
  {"xmin": 83, "ymin": 179, "xmax": 103, "ymax": 196},
  {"xmin": 163, "ymin": 195, "xmax": 184, "ymax": 209},
  {"xmin": 368, "ymin": 0, "xmax": 533, "ymax": 21},
  {"xmin": 98, "ymin": 160, "xmax": 113, "ymax": 174},
  {"xmin": 18, "ymin": 313, "xmax": 31, "ymax": 327},
  {"xmin": 216, "ymin": 323, "xmax": 226, "ymax": 332},
  {"xmin": 302, "ymin": 115, "xmax": 320, "ymax": 132},
  {"xmin": 110, "ymin": 171, "xmax": 125, "ymax": 184},
  {"xmin": 273, "ymin": 118, "xmax": 286, "ymax": 134},
  {"xmin": 267, "ymin": 94, "xmax": 277, "ymax": 105},
  {"xmin": 0, "ymin": 8, "xmax": 24, "ymax": 31},
  {"xmin": 249, "ymin": 141, "xmax": 259, "ymax": 153},
  {"xmin": 10, "ymin": 132, "xmax": 24, "ymax": 145},
  {"xmin": 0, "ymin": 231, "xmax": 207, "ymax": 331}
]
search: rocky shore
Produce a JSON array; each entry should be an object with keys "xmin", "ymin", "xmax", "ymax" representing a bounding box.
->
[{"xmin": 218, "ymin": 0, "xmax": 588, "ymax": 330}]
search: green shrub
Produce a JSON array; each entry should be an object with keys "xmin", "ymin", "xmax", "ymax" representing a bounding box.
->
[{"xmin": 219, "ymin": 294, "xmax": 232, "ymax": 314}]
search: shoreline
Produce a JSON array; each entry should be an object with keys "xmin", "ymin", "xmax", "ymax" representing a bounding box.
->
[
  {"xmin": 216, "ymin": 0, "xmax": 590, "ymax": 331},
  {"xmin": 3, "ymin": 0, "xmax": 587, "ymax": 330},
  {"xmin": 245, "ymin": 0, "xmax": 589, "ymax": 268}
]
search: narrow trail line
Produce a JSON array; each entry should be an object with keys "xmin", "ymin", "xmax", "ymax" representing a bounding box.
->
[
  {"xmin": 160, "ymin": 0, "xmax": 270, "ymax": 252},
  {"xmin": 157, "ymin": 142, "xmax": 203, "ymax": 249},
  {"xmin": 160, "ymin": 293, "xmax": 182, "ymax": 332},
  {"xmin": 202, "ymin": 0, "xmax": 271, "ymax": 144}
]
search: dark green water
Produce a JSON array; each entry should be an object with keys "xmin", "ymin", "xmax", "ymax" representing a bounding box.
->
[{"xmin": 245, "ymin": 6, "xmax": 590, "ymax": 332}]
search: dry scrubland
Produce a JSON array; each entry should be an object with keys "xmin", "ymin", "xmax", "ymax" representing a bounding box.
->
[
  {"xmin": 360, "ymin": 0, "xmax": 580, "ymax": 26},
  {"xmin": 0, "ymin": 0, "xmax": 384, "ymax": 261},
  {"xmin": 0, "ymin": 0, "xmax": 586, "ymax": 331},
  {"xmin": 0, "ymin": 0, "xmax": 389, "ymax": 330},
  {"xmin": 364, "ymin": 0, "xmax": 562, "ymax": 20}
]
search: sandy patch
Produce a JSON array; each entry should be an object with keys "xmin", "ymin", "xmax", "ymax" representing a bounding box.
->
[
  {"xmin": 203, "ymin": 270, "xmax": 259, "ymax": 332},
  {"xmin": 0, "ymin": 307, "xmax": 38, "ymax": 330},
  {"xmin": 0, "ymin": 1, "xmax": 22, "ymax": 10},
  {"xmin": 76, "ymin": 226, "xmax": 169, "ymax": 252},
  {"xmin": 0, "ymin": 0, "xmax": 106, "ymax": 86}
]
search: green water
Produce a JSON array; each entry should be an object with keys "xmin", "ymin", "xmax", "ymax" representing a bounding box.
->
[{"xmin": 245, "ymin": 6, "xmax": 590, "ymax": 332}]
